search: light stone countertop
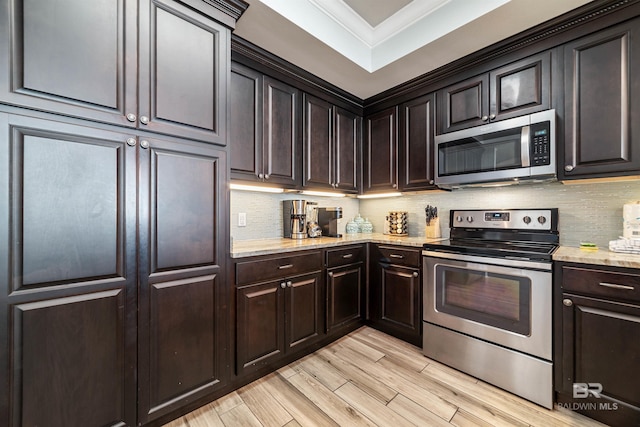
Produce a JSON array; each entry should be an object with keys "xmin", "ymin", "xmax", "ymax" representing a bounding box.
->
[
  {"xmin": 230, "ymin": 233, "xmax": 445, "ymax": 258},
  {"xmin": 231, "ymin": 234, "xmax": 640, "ymax": 269},
  {"xmin": 552, "ymin": 246, "xmax": 640, "ymax": 269}
]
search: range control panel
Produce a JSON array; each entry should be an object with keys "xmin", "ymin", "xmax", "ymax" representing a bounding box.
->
[{"xmin": 451, "ymin": 209, "xmax": 556, "ymax": 231}]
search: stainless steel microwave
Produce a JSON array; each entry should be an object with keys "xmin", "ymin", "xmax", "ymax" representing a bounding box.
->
[{"xmin": 435, "ymin": 110, "xmax": 556, "ymax": 188}]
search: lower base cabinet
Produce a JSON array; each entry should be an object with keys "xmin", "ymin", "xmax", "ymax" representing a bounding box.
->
[
  {"xmin": 326, "ymin": 245, "xmax": 365, "ymax": 333},
  {"xmin": 235, "ymin": 251, "xmax": 324, "ymax": 375},
  {"xmin": 370, "ymin": 245, "xmax": 422, "ymax": 346},
  {"xmin": 555, "ymin": 263, "xmax": 640, "ymax": 426}
]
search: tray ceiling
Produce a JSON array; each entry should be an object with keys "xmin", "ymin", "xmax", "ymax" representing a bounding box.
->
[{"xmin": 234, "ymin": 0, "xmax": 594, "ymax": 99}]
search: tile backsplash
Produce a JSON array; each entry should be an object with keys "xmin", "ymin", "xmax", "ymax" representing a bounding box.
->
[{"xmin": 231, "ymin": 180, "xmax": 640, "ymax": 249}]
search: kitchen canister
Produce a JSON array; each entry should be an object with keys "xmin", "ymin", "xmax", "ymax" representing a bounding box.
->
[
  {"xmin": 345, "ymin": 217, "xmax": 359, "ymax": 234},
  {"xmin": 361, "ymin": 218, "xmax": 373, "ymax": 233},
  {"xmin": 623, "ymin": 201, "xmax": 640, "ymax": 239}
]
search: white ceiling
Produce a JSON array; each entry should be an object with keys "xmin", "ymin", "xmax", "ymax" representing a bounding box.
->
[{"xmin": 234, "ymin": 0, "xmax": 594, "ymax": 99}]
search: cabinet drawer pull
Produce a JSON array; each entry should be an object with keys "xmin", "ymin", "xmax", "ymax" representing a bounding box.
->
[
  {"xmin": 390, "ymin": 254, "xmax": 404, "ymax": 259},
  {"xmin": 342, "ymin": 254, "xmax": 353, "ymax": 259},
  {"xmin": 563, "ymin": 299, "xmax": 573, "ymax": 307},
  {"xmin": 278, "ymin": 264, "xmax": 294, "ymax": 270},
  {"xmin": 328, "ymin": 272, "xmax": 334, "ymax": 277},
  {"xmin": 412, "ymin": 272, "xmax": 419, "ymax": 278},
  {"xmin": 598, "ymin": 282, "xmax": 635, "ymax": 291},
  {"xmin": 280, "ymin": 282, "xmax": 286, "ymax": 289}
]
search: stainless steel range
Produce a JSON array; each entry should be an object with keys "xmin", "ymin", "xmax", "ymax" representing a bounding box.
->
[{"xmin": 422, "ymin": 208, "xmax": 559, "ymax": 409}]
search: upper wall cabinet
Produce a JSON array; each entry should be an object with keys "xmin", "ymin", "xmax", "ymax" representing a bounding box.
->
[
  {"xmin": 303, "ymin": 94, "xmax": 360, "ymax": 193},
  {"xmin": 0, "ymin": 0, "xmax": 229, "ymax": 145},
  {"xmin": 399, "ymin": 93, "xmax": 436, "ymax": 191},
  {"xmin": 438, "ymin": 51, "xmax": 551, "ymax": 134},
  {"xmin": 562, "ymin": 18, "xmax": 640, "ymax": 180},
  {"xmin": 363, "ymin": 107, "xmax": 398, "ymax": 193},
  {"xmin": 230, "ymin": 62, "xmax": 301, "ymax": 188}
]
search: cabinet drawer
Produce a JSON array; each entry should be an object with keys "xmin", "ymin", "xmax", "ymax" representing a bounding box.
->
[
  {"xmin": 562, "ymin": 266, "xmax": 640, "ymax": 303},
  {"xmin": 378, "ymin": 246, "xmax": 421, "ymax": 267},
  {"xmin": 326, "ymin": 245, "xmax": 365, "ymax": 268},
  {"xmin": 236, "ymin": 251, "xmax": 322, "ymax": 286}
]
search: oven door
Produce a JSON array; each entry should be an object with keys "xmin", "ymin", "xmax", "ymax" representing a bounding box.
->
[{"xmin": 423, "ymin": 251, "xmax": 552, "ymax": 360}]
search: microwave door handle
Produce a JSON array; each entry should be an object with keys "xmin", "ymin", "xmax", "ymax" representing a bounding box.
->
[{"xmin": 521, "ymin": 125, "xmax": 531, "ymax": 167}]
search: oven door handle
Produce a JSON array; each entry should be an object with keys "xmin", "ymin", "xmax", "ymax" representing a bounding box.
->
[{"xmin": 422, "ymin": 250, "xmax": 552, "ymax": 271}]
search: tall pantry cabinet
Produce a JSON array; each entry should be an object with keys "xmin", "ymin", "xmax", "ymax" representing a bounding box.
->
[{"xmin": 0, "ymin": 0, "xmax": 247, "ymax": 426}]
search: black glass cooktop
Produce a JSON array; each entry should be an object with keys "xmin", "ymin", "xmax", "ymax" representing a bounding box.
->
[{"xmin": 423, "ymin": 238, "xmax": 558, "ymax": 261}]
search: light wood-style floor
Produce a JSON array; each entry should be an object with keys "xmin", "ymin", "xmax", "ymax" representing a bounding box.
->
[{"xmin": 164, "ymin": 326, "xmax": 606, "ymax": 427}]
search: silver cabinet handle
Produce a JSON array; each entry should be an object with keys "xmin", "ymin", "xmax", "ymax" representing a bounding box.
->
[
  {"xmin": 489, "ymin": 113, "xmax": 496, "ymax": 120},
  {"xmin": 481, "ymin": 115, "xmax": 489, "ymax": 121},
  {"xmin": 565, "ymin": 165, "xmax": 574, "ymax": 172},
  {"xmin": 265, "ymin": 174, "xmax": 270, "ymax": 179},
  {"xmin": 126, "ymin": 113, "xmax": 137, "ymax": 122},
  {"xmin": 429, "ymin": 180, "xmax": 434, "ymax": 185},
  {"xmin": 563, "ymin": 299, "xmax": 573, "ymax": 307},
  {"xmin": 278, "ymin": 264, "xmax": 293, "ymax": 270},
  {"xmin": 286, "ymin": 281, "xmax": 292, "ymax": 287},
  {"xmin": 342, "ymin": 254, "xmax": 353, "ymax": 259},
  {"xmin": 389, "ymin": 254, "xmax": 404, "ymax": 259},
  {"xmin": 280, "ymin": 282, "xmax": 286, "ymax": 289},
  {"xmin": 139, "ymin": 115, "xmax": 150, "ymax": 125},
  {"xmin": 140, "ymin": 140, "xmax": 150, "ymax": 149},
  {"xmin": 126, "ymin": 137, "xmax": 136, "ymax": 147},
  {"xmin": 599, "ymin": 282, "xmax": 635, "ymax": 291},
  {"xmin": 258, "ymin": 173, "xmax": 264, "ymax": 179},
  {"xmin": 392, "ymin": 183, "xmax": 397, "ymax": 188},
  {"xmin": 412, "ymin": 272, "xmax": 419, "ymax": 277},
  {"xmin": 328, "ymin": 272, "xmax": 334, "ymax": 277}
]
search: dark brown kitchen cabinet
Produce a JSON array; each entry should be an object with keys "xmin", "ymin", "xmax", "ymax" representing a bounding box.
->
[
  {"xmin": 137, "ymin": 135, "xmax": 228, "ymax": 424},
  {"xmin": 555, "ymin": 263, "xmax": 640, "ymax": 426},
  {"xmin": 230, "ymin": 63, "xmax": 301, "ymax": 188},
  {"xmin": 0, "ymin": 0, "xmax": 229, "ymax": 145},
  {"xmin": 325, "ymin": 245, "xmax": 365, "ymax": 334},
  {"xmin": 364, "ymin": 107, "xmax": 398, "ymax": 193},
  {"xmin": 0, "ymin": 113, "xmax": 138, "ymax": 427},
  {"xmin": 235, "ymin": 252, "xmax": 323, "ymax": 375},
  {"xmin": 369, "ymin": 245, "xmax": 422, "ymax": 346},
  {"xmin": 303, "ymin": 94, "xmax": 360, "ymax": 193},
  {"xmin": 438, "ymin": 51, "xmax": 551, "ymax": 134},
  {"xmin": 399, "ymin": 93, "xmax": 436, "ymax": 191},
  {"xmin": 561, "ymin": 19, "xmax": 640, "ymax": 180}
]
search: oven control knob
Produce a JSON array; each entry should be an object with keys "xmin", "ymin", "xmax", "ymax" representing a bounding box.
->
[
  {"xmin": 456, "ymin": 215, "xmax": 464, "ymax": 223},
  {"xmin": 466, "ymin": 216, "xmax": 474, "ymax": 223},
  {"xmin": 538, "ymin": 216, "xmax": 547, "ymax": 224},
  {"xmin": 523, "ymin": 216, "xmax": 532, "ymax": 224}
]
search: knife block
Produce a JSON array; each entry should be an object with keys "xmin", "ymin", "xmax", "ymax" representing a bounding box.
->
[{"xmin": 425, "ymin": 218, "xmax": 441, "ymax": 238}]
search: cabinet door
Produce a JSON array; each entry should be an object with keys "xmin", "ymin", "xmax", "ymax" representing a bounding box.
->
[
  {"xmin": 490, "ymin": 51, "xmax": 551, "ymax": 122},
  {"xmin": 236, "ymin": 280, "xmax": 285, "ymax": 374},
  {"xmin": 137, "ymin": 136, "xmax": 227, "ymax": 424},
  {"xmin": 560, "ymin": 294, "xmax": 640, "ymax": 425},
  {"xmin": 438, "ymin": 74, "xmax": 489, "ymax": 133},
  {"xmin": 230, "ymin": 63, "xmax": 263, "ymax": 181},
  {"xmin": 303, "ymin": 94, "xmax": 333, "ymax": 189},
  {"xmin": 263, "ymin": 76, "xmax": 300, "ymax": 187},
  {"xmin": 562, "ymin": 21, "xmax": 640, "ymax": 179},
  {"xmin": 285, "ymin": 272, "xmax": 323, "ymax": 351},
  {"xmin": 364, "ymin": 107, "xmax": 398, "ymax": 193},
  {"xmin": 327, "ymin": 264, "xmax": 363, "ymax": 332},
  {"xmin": 0, "ymin": 114, "xmax": 137, "ymax": 426},
  {"xmin": 400, "ymin": 94, "xmax": 436, "ymax": 191},
  {"xmin": 138, "ymin": 0, "xmax": 229, "ymax": 144},
  {"xmin": 334, "ymin": 107, "xmax": 360, "ymax": 193},
  {"xmin": 0, "ymin": 0, "xmax": 137, "ymax": 127}
]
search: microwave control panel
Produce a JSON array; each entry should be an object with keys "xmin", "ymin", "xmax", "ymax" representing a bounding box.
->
[{"xmin": 530, "ymin": 121, "xmax": 551, "ymax": 166}]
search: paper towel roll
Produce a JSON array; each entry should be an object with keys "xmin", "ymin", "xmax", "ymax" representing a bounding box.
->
[{"xmin": 623, "ymin": 201, "xmax": 640, "ymax": 239}]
